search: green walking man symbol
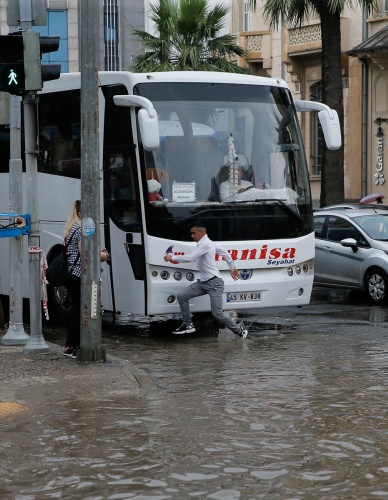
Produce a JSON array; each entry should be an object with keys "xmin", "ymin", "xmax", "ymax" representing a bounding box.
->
[{"xmin": 8, "ymin": 69, "xmax": 18, "ymax": 86}]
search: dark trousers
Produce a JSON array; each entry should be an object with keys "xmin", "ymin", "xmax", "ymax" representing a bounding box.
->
[{"xmin": 65, "ymin": 274, "xmax": 81, "ymax": 348}]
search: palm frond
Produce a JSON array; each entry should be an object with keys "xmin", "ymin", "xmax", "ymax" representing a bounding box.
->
[{"xmin": 131, "ymin": 0, "xmax": 246, "ymax": 73}]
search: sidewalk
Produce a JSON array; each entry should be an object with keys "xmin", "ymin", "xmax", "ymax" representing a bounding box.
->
[{"xmin": 0, "ymin": 336, "xmax": 156, "ymax": 414}]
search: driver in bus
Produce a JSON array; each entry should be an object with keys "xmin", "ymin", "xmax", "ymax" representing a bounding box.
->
[{"xmin": 219, "ymin": 166, "xmax": 269, "ymax": 202}]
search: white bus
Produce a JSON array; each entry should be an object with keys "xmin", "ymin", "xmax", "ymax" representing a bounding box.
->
[{"xmin": 0, "ymin": 71, "xmax": 340, "ymax": 320}]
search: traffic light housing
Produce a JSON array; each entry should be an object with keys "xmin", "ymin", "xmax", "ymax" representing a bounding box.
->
[
  {"xmin": 0, "ymin": 32, "xmax": 61, "ymax": 95},
  {"xmin": 24, "ymin": 32, "xmax": 61, "ymax": 91},
  {"xmin": 0, "ymin": 34, "xmax": 25, "ymax": 95}
]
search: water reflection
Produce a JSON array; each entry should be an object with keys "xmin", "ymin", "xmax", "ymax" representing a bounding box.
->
[{"xmin": 3, "ymin": 299, "xmax": 388, "ymax": 498}]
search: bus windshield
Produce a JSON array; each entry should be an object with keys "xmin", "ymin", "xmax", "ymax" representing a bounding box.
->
[{"xmin": 135, "ymin": 82, "xmax": 311, "ymax": 241}]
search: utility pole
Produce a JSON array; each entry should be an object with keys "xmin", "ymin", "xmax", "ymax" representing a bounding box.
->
[{"xmin": 77, "ymin": 0, "xmax": 106, "ymax": 362}]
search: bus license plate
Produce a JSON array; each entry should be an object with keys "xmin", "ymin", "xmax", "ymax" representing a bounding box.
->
[{"xmin": 226, "ymin": 292, "xmax": 261, "ymax": 302}]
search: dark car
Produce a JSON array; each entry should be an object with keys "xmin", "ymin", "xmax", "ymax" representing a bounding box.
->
[{"xmin": 314, "ymin": 208, "xmax": 388, "ymax": 303}]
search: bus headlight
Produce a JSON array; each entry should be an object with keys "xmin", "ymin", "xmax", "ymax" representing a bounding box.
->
[
  {"xmin": 295, "ymin": 266, "xmax": 301, "ymax": 274},
  {"xmin": 167, "ymin": 295, "xmax": 175, "ymax": 303},
  {"xmin": 173, "ymin": 271, "xmax": 182, "ymax": 281},
  {"xmin": 186, "ymin": 272, "xmax": 195, "ymax": 281},
  {"xmin": 161, "ymin": 271, "xmax": 170, "ymax": 280},
  {"xmin": 287, "ymin": 267, "xmax": 293, "ymax": 276},
  {"xmin": 302, "ymin": 264, "xmax": 309, "ymax": 273},
  {"xmin": 152, "ymin": 271, "xmax": 158, "ymax": 277}
]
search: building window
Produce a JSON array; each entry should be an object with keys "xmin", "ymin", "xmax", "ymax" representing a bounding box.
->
[
  {"xmin": 310, "ymin": 81, "xmax": 323, "ymax": 175},
  {"xmin": 104, "ymin": 0, "xmax": 120, "ymax": 71},
  {"xmin": 243, "ymin": 1, "xmax": 249, "ymax": 32},
  {"xmin": 35, "ymin": 10, "xmax": 69, "ymax": 73}
]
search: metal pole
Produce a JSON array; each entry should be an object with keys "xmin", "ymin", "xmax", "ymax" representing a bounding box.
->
[
  {"xmin": 2, "ymin": 92, "xmax": 29, "ymax": 345},
  {"xmin": 78, "ymin": 0, "xmax": 106, "ymax": 362},
  {"xmin": 20, "ymin": 0, "xmax": 49, "ymax": 354},
  {"xmin": 22, "ymin": 91, "xmax": 49, "ymax": 354}
]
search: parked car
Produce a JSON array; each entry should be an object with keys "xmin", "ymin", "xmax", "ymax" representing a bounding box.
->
[
  {"xmin": 320, "ymin": 203, "xmax": 388, "ymax": 211},
  {"xmin": 314, "ymin": 209, "xmax": 388, "ymax": 303}
]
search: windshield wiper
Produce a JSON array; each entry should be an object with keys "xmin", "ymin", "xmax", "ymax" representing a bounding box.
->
[
  {"xmin": 173, "ymin": 208, "xmax": 223, "ymax": 225},
  {"xmin": 173, "ymin": 199, "xmax": 303, "ymax": 225},
  {"xmin": 223, "ymin": 198, "xmax": 303, "ymax": 222}
]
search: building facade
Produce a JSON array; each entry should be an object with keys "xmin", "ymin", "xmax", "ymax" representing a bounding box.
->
[
  {"xmin": 0, "ymin": 0, "xmax": 146, "ymax": 73},
  {"xmin": 230, "ymin": 0, "xmax": 388, "ymax": 206}
]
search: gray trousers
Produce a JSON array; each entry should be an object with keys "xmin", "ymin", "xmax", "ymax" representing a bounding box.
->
[{"xmin": 177, "ymin": 277, "xmax": 240, "ymax": 334}]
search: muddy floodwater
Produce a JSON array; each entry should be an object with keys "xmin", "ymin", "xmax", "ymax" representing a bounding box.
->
[{"xmin": 2, "ymin": 290, "xmax": 388, "ymax": 498}]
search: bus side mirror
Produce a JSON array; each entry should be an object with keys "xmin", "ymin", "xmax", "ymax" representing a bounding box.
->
[
  {"xmin": 317, "ymin": 109, "xmax": 341, "ymax": 151},
  {"xmin": 137, "ymin": 108, "xmax": 159, "ymax": 151},
  {"xmin": 294, "ymin": 100, "xmax": 342, "ymax": 151},
  {"xmin": 113, "ymin": 95, "xmax": 160, "ymax": 151}
]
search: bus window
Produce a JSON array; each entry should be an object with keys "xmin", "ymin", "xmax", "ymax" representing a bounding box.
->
[
  {"xmin": 105, "ymin": 152, "xmax": 140, "ymax": 231},
  {"xmin": 38, "ymin": 89, "xmax": 81, "ymax": 178},
  {"xmin": 102, "ymin": 84, "xmax": 140, "ymax": 232}
]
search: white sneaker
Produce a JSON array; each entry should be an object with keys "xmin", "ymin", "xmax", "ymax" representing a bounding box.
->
[
  {"xmin": 173, "ymin": 323, "xmax": 196, "ymax": 334},
  {"xmin": 237, "ymin": 322, "xmax": 248, "ymax": 339}
]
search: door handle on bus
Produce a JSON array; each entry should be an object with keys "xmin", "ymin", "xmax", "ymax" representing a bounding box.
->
[{"xmin": 322, "ymin": 246, "xmax": 332, "ymax": 252}]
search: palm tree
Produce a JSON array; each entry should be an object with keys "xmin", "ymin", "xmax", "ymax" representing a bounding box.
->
[
  {"xmin": 249, "ymin": 0, "xmax": 376, "ymax": 207},
  {"xmin": 131, "ymin": 0, "xmax": 249, "ymax": 73}
]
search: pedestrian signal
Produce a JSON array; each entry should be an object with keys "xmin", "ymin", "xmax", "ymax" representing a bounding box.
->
[
  {"xmin": 24, "ymin": 32, "xmax": 61, "ymax": 91},
  {"xmin": 0, "ymin": 35, "xmax": 25, "ymax": 95}
]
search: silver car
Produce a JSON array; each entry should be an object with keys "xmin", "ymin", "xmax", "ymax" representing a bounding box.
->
[
  {"xmin": 320, "ymin": 203, "xmax": 388, "ymax": 211},
  {"xmin": 314, "ymin": 208, "xmax": 388, "ymax": 303}
]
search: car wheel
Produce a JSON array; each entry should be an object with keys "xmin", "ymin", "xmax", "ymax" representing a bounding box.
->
[{"xmin": 365, "ymin": 268, "xmax": 388, "ymax": 304}]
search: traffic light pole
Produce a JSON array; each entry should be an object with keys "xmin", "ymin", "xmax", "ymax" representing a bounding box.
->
[
  {"xmin": 22, "ymin": 90, "xmax": 49, "ymax": 354},
  {"xmin": 18, "ymin": 1, "xmax": 49, "ymax": 354},
  {"xmin": 1, "ymin": 93, "xmax": 29, "ymax": 345},
  {"xmin": 77, "ymin": 0, "xmax": 106, "ymax": 362}
]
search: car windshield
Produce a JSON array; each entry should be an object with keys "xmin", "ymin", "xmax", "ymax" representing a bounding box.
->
[{"xmin": 354, "ymin": 214, "xmax": 388, "ymax": 240}]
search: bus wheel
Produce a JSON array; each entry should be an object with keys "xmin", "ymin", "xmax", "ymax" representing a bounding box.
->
[
  {"xmin": 192, "ymin": 312, "xmax": 219, "ymax": 335},
  {"xmin": 149, "ymin": 318, "xmax": 177, "ymax": 336},
  {"xmin": 47, "ymin": 285, "xmax": 73, "ymax": 323}
]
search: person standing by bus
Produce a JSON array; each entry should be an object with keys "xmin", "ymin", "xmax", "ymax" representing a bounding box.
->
[
  {"xmin": 164, "ymin": 221, "xmax": 248, "ymax": 338},
  {"xmin": 63, "ymin": 200, "xmax": 109, "ymax": 358}
]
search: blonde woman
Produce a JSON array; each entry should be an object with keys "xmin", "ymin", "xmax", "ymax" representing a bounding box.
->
[{"xmin": 63, "ymin": 200, "xmax": 109, "ymax": 358}]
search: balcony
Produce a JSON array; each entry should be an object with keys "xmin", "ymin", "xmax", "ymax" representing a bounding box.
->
[{"xmin": 238, "ymin": 31, "xmax": 272, "ymax": 68}]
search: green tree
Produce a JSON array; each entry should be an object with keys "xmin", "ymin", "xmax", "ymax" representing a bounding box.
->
[
  {"xmin": 132, "ymin": 0, "xmax": 248, "ymax": 73},
  {"xmin": 249, "ymin": 0, "xmax": 376, "ymax": 206}
]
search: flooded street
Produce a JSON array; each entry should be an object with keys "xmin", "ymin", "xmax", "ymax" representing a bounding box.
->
[{"xmin": 2, "ymin": 289, "xmax": 388, "ymax": 498}]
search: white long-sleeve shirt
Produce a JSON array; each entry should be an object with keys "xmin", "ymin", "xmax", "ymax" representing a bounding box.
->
[{"xmin": 172, "ymin": 234, "xmax": 235, "ymax": 282}]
